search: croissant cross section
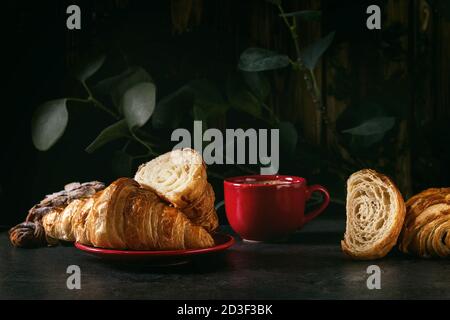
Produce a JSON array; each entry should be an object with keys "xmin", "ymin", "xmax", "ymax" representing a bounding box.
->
[{"xmin": 341, "ymin": 169, "xmax": 406, "ymax": 260}]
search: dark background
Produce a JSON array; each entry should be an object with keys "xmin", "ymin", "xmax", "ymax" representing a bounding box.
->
[{"xmin": 2, "ymin": 0, "xmax": 450, "ymax": 227}]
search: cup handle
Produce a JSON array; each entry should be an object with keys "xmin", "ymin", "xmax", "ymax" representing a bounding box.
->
[{"xmin": 303, "ymin": 185, "xmax": 330, "ymax": 225}]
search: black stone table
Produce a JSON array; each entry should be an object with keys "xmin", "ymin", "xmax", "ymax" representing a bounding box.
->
[{"xmin": 1, "ymin": 214, "xmax": 450, "ymax": 299}]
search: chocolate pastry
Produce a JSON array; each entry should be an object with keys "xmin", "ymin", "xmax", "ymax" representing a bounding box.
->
[
  {"xmin": 9, "ymin": 181, "xmax": 105, "ymax": 247},
  {"xmin": 9, "ymin": 222, "xmax": 47, "ymax": 248}
]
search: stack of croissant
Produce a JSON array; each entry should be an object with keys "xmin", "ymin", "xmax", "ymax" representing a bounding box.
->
[{"xmin": 9, "ymin": 148, "xmax": 218, "ymax": 250}]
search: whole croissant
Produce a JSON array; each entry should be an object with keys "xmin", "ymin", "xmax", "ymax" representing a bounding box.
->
[{"xmin": 42, "ymin": 178, "xmax": 214, "ymax": 250}]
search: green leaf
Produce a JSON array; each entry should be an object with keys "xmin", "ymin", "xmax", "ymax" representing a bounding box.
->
[
  {"xmin": 279, "ymin": 121, "xmax": 298, "ymax": 155},
  {"xmin": 111, "ymin": 150, "xmax": 133, "ymax": 177},
  {"xmin": 189, "ymin": 79, "xmax": 229, "ymax": 124},
  {"xmin": 189, "ymin": 79, "xmax": 227, "ymax": 106},
  {"xmin": 94, "ymin": 67, "xmax": 153, "ymax": 111},
  {"xmin": 227, "ymin": 75, "xmax": 261, "ymax": 118},
  {"xmin": 85, "ymin": 120, "xmax": 130, "ymax": 153},
  {"xmin": 301, "ymin": 31, "xmax": 335, "ymax": 70},
  {"xmin": 342, "ymin": 117, "xmax": 396, "ymax": 136},
  {"xmin": 31, "ymin": 99, "xmax": 68, "ymax": 151},
  {"xmin": 95, "ymin": 67, "xmax": 152, "ymax": 94},
  {"xmin": 243, "ymin": 71, "xmax": 270, "ymax": 101},
  {"xmin": 152, "ymin": 85, "xmax": 194, "ymax": 129},
  {"xmin": 76, "ymin": 55, "xmax": 106, "ymax": 82},
  {"xmin": 121, "ymin": 82, "xmax": 156, "ymax": 129},
  {"xmin": 336, "ymin": 100, "xmax": 393, "ymax": 149},
  {"xmin": 280, "ymin": 10, "xmax": 321, "ymax": 21},
  {"xmin": 238, "ymin": 48, "xmax": 290, "ymax": 72}
]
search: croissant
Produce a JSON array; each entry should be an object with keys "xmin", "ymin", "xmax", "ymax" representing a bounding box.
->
[
  {"xmin": 399, "ymin": 188, "xmax": 450, "ymax": 258},
  {"xmin": 341, "ymin": 169, "xmax": 406, "ymax": 260},
  {"xmin": 135, "ymin": 148, "xmax": 219, "ymax": 232},
  {"xmin": 42, "ymin": 178, "xmax": 215, "ymax": 250}
]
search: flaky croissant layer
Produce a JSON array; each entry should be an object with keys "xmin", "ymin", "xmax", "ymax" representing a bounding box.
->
[
  {"xmin": 341, "ymin": 169, "xmax": 406, "ymax": 260},
  {"xmin": 135, "ymin": 148, "xmax": 219, "ymax": 232},
  {"xmin": 399, "ymin": 188, "xmax": 450, "ymax": 258},
  {"xmin": 42, "ymin": 178, "xmax": 215, "ymax": 250}
]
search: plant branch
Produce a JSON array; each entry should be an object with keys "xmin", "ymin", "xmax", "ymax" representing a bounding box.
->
[
  {"xmin": 80, "ymin": 81, "xmax": 120, "ymax": 120},
  {"xmin": 262, "ymin": 102, "xmax": 280, "ymax": 125},
  {"xmin": 122, "ymin": 140, "xmax": 132, "ymax": 152},
  {"xmin": 277, "ymin": 4, "xmax": 328, "ymax": 126},
  {"xmin": 81, "ymin": 81, "xmax": 94, "ymax": 98},
  {"xmin": 89, "ymin": 97, "xmax": 120, "ymax": 120},
  {"xmin": 131, "ymin": 131, "xmax": 158, "ymax": 157},
  {"xmin": 66, "ymin": 97, "xmax": 90, "ymax": 104},
  {"xmin": 78, "ymin": 82, "xmax": 162, "ymax": 160}
]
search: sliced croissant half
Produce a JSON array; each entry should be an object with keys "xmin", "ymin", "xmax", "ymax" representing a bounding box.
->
[
  {"xmin": 341, "ymin": 169, "xmax": 406, "ymax": 260},
  {"xmin": 134, "ymin": 148, "xmax": 219, "ymax": 232}
]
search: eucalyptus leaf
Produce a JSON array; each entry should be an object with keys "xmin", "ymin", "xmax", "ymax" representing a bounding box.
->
[
  {"xmin": 85, "ymin": 120, "xmax": 130, "ymax": 153},
  {"xmin": 95, "ymin": 67, "xmax": 152, "ymax": 94},
  {"xmin": 94, "ymin": 66, "xmax": 153, "ymax": 111},
  {"xmin": 301, "ymin": 31, "xmax": 335, "ymax": 70},
  {"xmin": 121, "ymin": 82, "xmax": 156, "ymax": 129},
  {"xmin": 76, "ymin": 55, "xmax": 106, "ymax": 82},
  {"xmin": 152, "ymin": 85, "xmax": 194, "ymax": 129},
  {"xmin": 189, "ymin": 79, "xmax": 229, "ymax": 125},
  {"xmin": 280, "ymin": 10, "xmax": 321, "ymax": 21},
  {"xmin": 239, "ymin": 48, "xmax": 290, "ymax": 72},
  {"xmin": 31, "ymin": 99, "xmax": 68, "ymax": 151},
  {"xmin": 279, "ymin": 121, "xmax": 298, "ymax": 155},
  {"xmin": 342, "ymin": 117, "xmax": 396, "ymax": 136},
  {"xmin": 227, "ymin": 75, "xmax": 261, "ymax": 118},
  {"xmin": 192, "ymin": 101, "xmax": 228, "ymax": 125},
  {"xmin": 243, "ymin": 71, "xmax": 270, "ymax": 101},
  {"xmin": 111, "ymin": 150, "xmax": 133, "ymax": 177}
]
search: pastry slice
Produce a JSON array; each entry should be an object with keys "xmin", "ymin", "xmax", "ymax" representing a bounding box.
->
[
  {"xmin": 134, "ymin": 148, "xmax": 219, "ymax": 232},
  {"xmin": 341, "ymin": 169, "xmax": 406, "ymax": 260}
]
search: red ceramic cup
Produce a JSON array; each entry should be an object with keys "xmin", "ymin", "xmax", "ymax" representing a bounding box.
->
[{"xmin": 224, "ymin": 175, "xmax": 330, "ymax": 241}]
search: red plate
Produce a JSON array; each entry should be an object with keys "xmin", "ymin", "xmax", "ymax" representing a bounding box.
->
[{"xmin": 75, "ymin": 233, "xmax": 235, "ymax": 266}]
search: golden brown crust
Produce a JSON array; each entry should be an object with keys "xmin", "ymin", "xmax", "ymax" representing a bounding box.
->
[
  {"xmin": 134, "ymin": 148, "xmax": 219, "ymax": 232},
  {"xmin": 182, "ymin": 183, "xmax": 219, "ymax": 232},
  {"xmin": 399, "ymin": 188, "xmax": 450, "ymax": 258},
  {"xmin": 43, "ymin": 178, "xmax": 215, "ymax": 250},
  {"xmin": 341, "ymin": 169, "xmax": 406, "ymax": 260}
]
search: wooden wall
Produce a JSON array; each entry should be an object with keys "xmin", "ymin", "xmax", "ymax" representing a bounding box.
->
[{"xmin": 62, "ymin": 0, "xmax": 450, "ymax": 196}]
